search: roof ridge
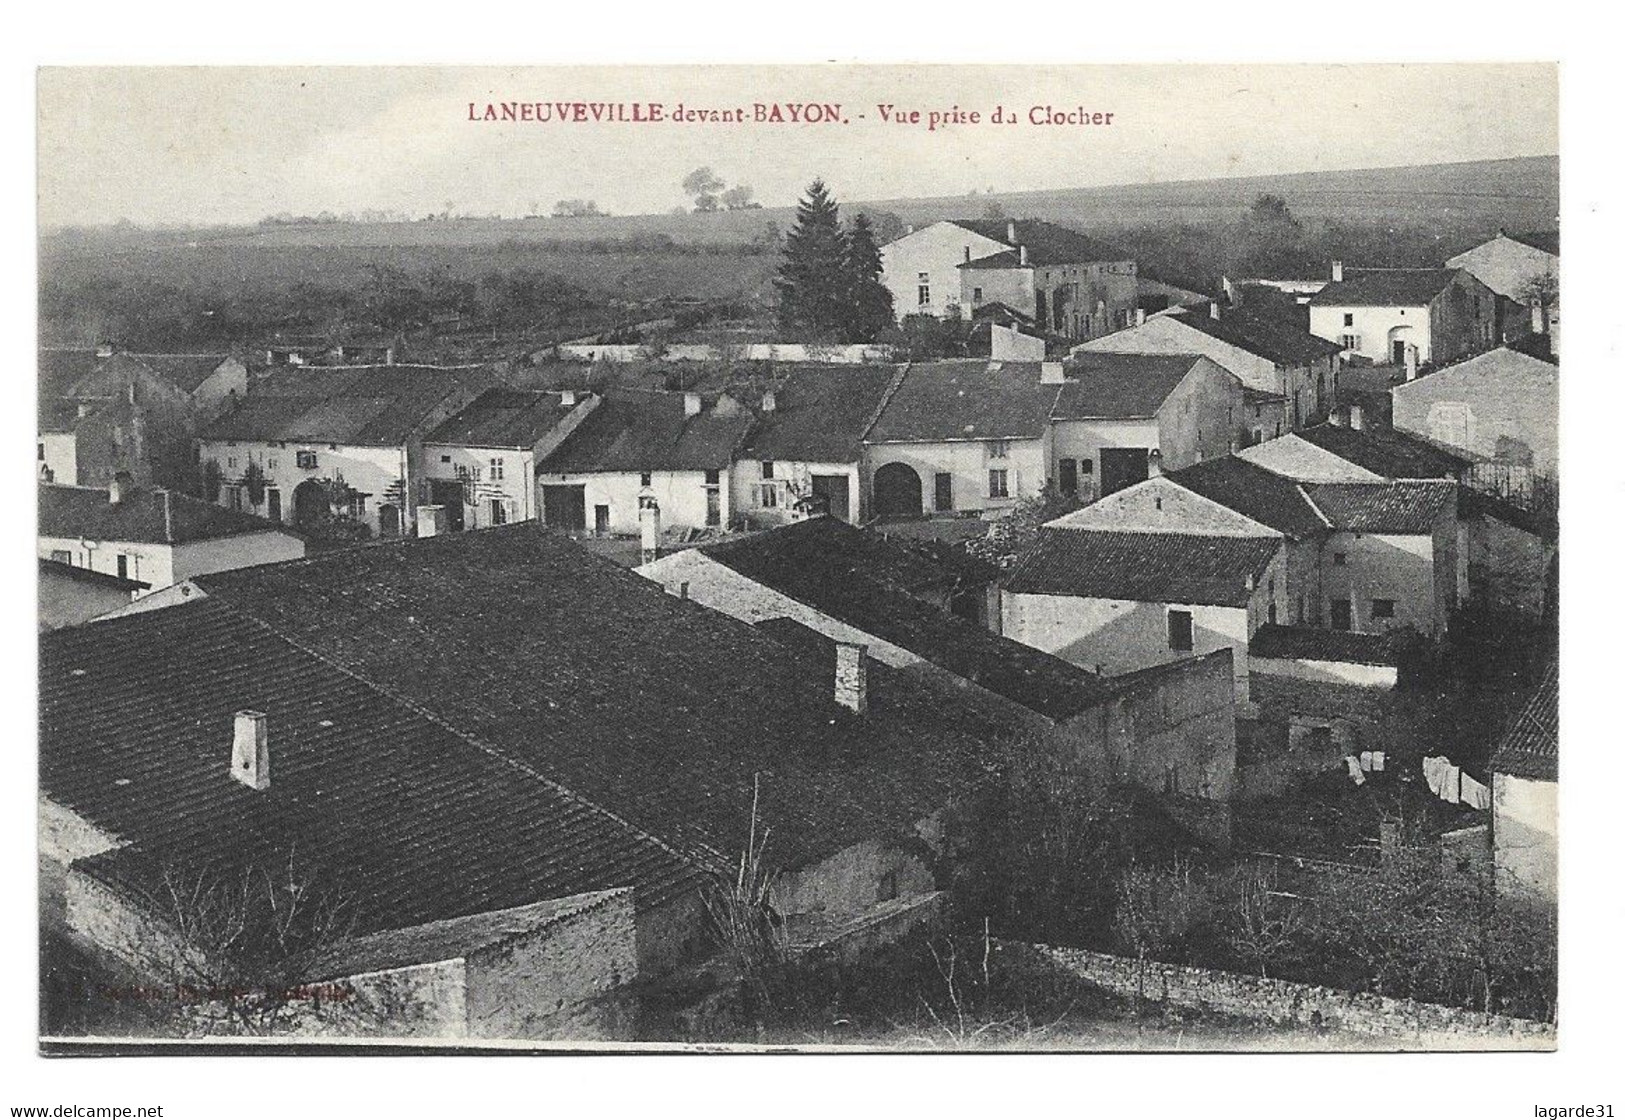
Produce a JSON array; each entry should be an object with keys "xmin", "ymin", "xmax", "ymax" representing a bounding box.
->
[
  {"xmin": 858, "ymin": 362, "xmax": 912, "ymax": 445},
  {"xmin": 1295, "ymin": 481, "xmax": 1334, "ymax": 529}
]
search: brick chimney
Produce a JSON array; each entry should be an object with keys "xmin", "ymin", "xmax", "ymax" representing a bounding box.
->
[
  {"xmin": 1006, "ymin": 220, "xmax": 1017, "ymax": 244},
  {"xmin": 761, "ymin": 390, "xmax": 776, "ymax": 413},
  {"xmin": 1331, "ymin": 260, "xmax": 1344, "ymax": 283},
  {"xmin": 95, "ymin": 343, "xmax": 114, "ymax": 359},
  {"xmin": 639, "ymin": 493, "xmax": 661, "ymax": 564},
  {"xmin": 683, "ymin": 392, "xmax": 702, "ymax": 417},
  {"xmin": 1018, "ymin": 245, "xmax": 1028, "ymax": 266},
  {"xmin": 1209, "ymin": 301, "xmax": 1221, "ymax": 321},
  {"xmin": 231, "ymin": 710, "xmax": 270, "ymax": 791},
  {"xmin": 1348, "ymin": 403, "xmax": 1364, "ymax": 430},
  {"xmin": 108, "ymin": 474, "xmax": 127, "ymax": 505},
  {"xmin": 835, "ymin": 642, "xmax": 869, "ymax": 715},
  {"xmin": 560, "ymin": 388, "xmax": 578, "ymax": 407}
]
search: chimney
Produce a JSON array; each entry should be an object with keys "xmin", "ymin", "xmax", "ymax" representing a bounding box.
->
[
  {"xmin": 834, "ymin": 642, "xmax": 869, "ymax": 715},
  {"xmin": 160, "ymin": 489, "xmax": 173, "ymax": 542},
  {"xmin": 905, "ymin": 224, "xmax": 915, "ymax": 235},
  {"xmin": 1209, "ymin": 301, "xmax": 1221, "ymax": 321},
  {"xmin": 963, "ymin": 246, "xmax": 972, "ymax": 263},
  {"xmin": 761, "ymin": 390, "xmax": 776, "ymax": 413},
  {"xmin": 1331, "ymin": 260, "xmax": 1344, "ymax": 283},
  {"xmin": 1349, "ymin": 403, "xmax": 1364, "ymax": 431},
  {"xmin": 639, "ymin": 494, "xmax": 661, "ymax": 564},
  {"xmin": 416, "ymin": 504, "xmax": 444, "ymax": 537},
  {"xmin": 95, "ymin": 343, "xmax": 114, "ymax": 359},
  {"xmin": 230, "ymin": 710, "xmax": 270, "ymax": 791},
  {"xmin": 679, "ymin": 581, "xmax": 690, "ymax": 600},
  {"xmin": 560, "ymin": 388, "xmax": 578, "ymax": 407},
  {"xmin": 1134, "ymin": 308, "xmax": 1146, "ymax": 326},
  {"xmin": 108, "ymin": 475, "xmax": 126, "ymax": 505},
  {"xmin": 1245, "ymin": 572, "xmax": 1256, "ymax": 592},
  {"xmin": 683, "ymin": 392, "xmax": 702, "ymax": 417},
  {"xmin": 1404, "ymin": 345, "xmax": 1419, "ymax": 381},
  {"xmin": 1147, "ymin": 448, "xmax": 1163, "ymax": 477},
  {"xmin": 1018, "ymin": 245, "xmax": 1028, "ymax": 266},
  {"xmin": 1006, "ymin": 220, "xmax": 1017, "ymax": 244},
  {"xmin": 1040, "ymin": 361, "xmax": 1066, "ymax": 384}
]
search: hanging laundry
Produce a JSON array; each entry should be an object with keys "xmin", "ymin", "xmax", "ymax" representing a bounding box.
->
[
  {"xmin": 1359, "ymin": 750, "xmax": 1375, "ymax": 773},
  {"xmin": 1345, "ymin": 755, "xmax": 1367, "ymax": 786},
  {"xmin": 1459, "ymin": 771, "xmax": 1491, "ymax": 811},
  {"xmin": 1423, "ymin": 755, "xmax": 1459, "ymax": 803},
  {"xmin": 1370, "ymin": 751, "xmax": 1385, "ymax": 773}
]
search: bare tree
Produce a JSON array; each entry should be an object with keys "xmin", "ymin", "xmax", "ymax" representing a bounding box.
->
[{"xmin": 1223, "ymin": 867, "xmax": 1307, "ymax": 978}]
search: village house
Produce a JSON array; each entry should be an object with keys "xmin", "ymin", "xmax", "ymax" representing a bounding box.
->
[
  {"xmin": 535, "ymin": 388, "xmax": 752, "ymax": 534},
  {"xmin": 38, "ymin": 480, "xmax": 305, "ymax": 595},
  {"xmin": 1049, "ymin": 352, "xmax": 1245, "ymax": 501},
  {"xmin": 262, "ymin": 331, "xmax": 401, "ymax": 368},
  {"xmin": 638, "ymin": 516, "xmax": 1239, "ymax": 836},
  {"xmin": 196, "ymin": 364, "xmax": 495, "ymax": 538},
  {"xmin": 731, "ymin": 364, "xmax": 903, "ymax": 527},
  {"xmin": 879, "ymin": 218, "xmax": 1137, "ymax": 340},
  {"xmin": 1389, "ymin": 345, "xmax": 1559, "ymax": 508},
  {"xmin": 1488, "ymin": 658, "xmax": 1558, "ymax": 907},
  {"xmin": 419, "ymin": 387, "xmax": 601, "ymax": 531},
  {"xmin": 1071, "ymin": 301, "xmax": 1342, "ymax": 434},
  {"xmin": 1446, "ymin": 231, "xmax": 1559, "ymax": 352},
  {"xmin": 1307, "ymin": 262, "xmax": 1496, "ymax": 367},
  {"xmin": 70, "ymin": 351, "xmax": 251, "ymax": 420},
  {"xmin": 863, "ymin": 359, "xmax": 1056, "ymax": 519}
]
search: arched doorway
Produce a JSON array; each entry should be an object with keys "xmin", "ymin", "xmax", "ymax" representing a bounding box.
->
[
  {"xmin": 872, "ymin": 462, "xmax": 923, "ymax": 518},
  {"xmin": 292, "ymin": 479, "xmax": 330, "ymax": 529}
]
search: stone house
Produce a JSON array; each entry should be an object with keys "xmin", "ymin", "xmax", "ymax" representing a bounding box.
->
[
  {"xmin": 1071, "ymin": 301, "xmax": 1342, "ymax": 434},
  {"xmin": 38, "ymin": 480, "xmax": 305, "ymax": 595},
  {"xmin": 1446, "ymin": 231, "xmax": 1559, "ymax": 349},
  {"xmin": 420, "ymin": 387, "xmax": 601, "ymax": 531},
  {"xmin": 196, "ymin": 364, "xmax": 495, "ymax": 538},
  {"xmin": 1488, "ymin": 658, "xmax": 1557, "ymax": 907},
  {"xmin": 1307, "ymin": 263, "xmax": 1496, "ymax": 367},
  {"xmin": 731, "ymin": 364, "xmax": 904, "ymax": 527},
  {"xmin": 536, "ymin": 388, "xmax": 752, "ymax": 534}
]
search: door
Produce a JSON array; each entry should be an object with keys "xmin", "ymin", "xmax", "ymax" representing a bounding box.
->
[
  {"xmin": 542, "ymin": 485, "xmax": 587, "ymax": 531},
  {"xmin": 1099, "ymin": 447, "xmax": 1150, "ymax": 496},
  {"xmin": 1392, "ymin": 339, "xmax": 1407, "ymax": 364},
  {"xmin": 705, "ymin": 487, "xmax": 721, "ymax": 527},
  {"xmin": 872, "ymin": 462, "xmax": 923, "ymax": 518},
  {"xmin": 267, "ymin": 488, "xmax": 282, "ymax": 523},
  {"xmin": 809, "ymin": 474, "xmax": 850, "ymax": 522},
  {"xmin": 934, "ymin": 472, "xmax": 954, "ymax": 512},
  {"xmin": 594, "ymin": 504, "xmax": 610, "ymax": 535},
  {"xmin": 429, "ymin": 480, "xmax": 466, "ymax": 532},
  {"xmin": 116, "ymin": 554, "xmax": 128, "ymax": 580},
  {"xmin": 1330, "ymin": 599, "xmax": 1352, "ymax": 631},
  {"xmin": 1058, "ymin": 458, "xmax": 1078, "ymax": 495}
]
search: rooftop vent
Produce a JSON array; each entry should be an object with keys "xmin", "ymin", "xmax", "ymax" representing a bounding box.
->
[{"xmin": 231, "ymin": 710, "xmax": 270, "ymax": 791}]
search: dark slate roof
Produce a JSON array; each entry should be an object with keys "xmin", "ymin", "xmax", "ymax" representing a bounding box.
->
[
  {"xmin": 1302, "ymin": 481, "xmax": 1457, "ymax": 534},
  {"xmin": 1052, "ymin": 354, "xmax": 1206, "ymax": 420},
  {"xmin": 191, "ymin": 525, "xmax": 1010, "ymax": 871},
  {"xmin": 1295, "ymin": 423, "xmax": 1470, "ymax": 480},
  {"xmin": 958, "ymin": 249, "xmax": 1026, "ymax": 271},
  {"xmin": 38, "ymin": 484, "xmax": 288, "ymax": 546},
  {"xmin": 38, "ymin": 557, "xmax": 148, "ymax": 592},
  {"xmin": 1309, "ymin": 269, "xmax": 1460, "ymax": 307},
  {"xmin": 738, "ymin": 365, "xmax": 902, "ymax": 463},
  {"xmin": 424, "ymin": 388, "xmax": 577, "ymax": 448},
  {"xmin": 1169, "ymin": 305, "xmax": 1342, "ymax": 365},
  {"xmin": 700, "ymin": 518, "xmax": 1115, "ymax": 720},
  {"xmin": 39, "ymin": 348, "xmax": 101, "ymax": 400},
  {"xmin": 1249, "ymin": 624, "xmax": 1400, "ymax": 667},
  {"xmin": 1458, "ymin": 486, "xmax": 1556, "ymax": 539},
  {"xmin": 538, "ymin": 389, "xmax": 752, "ymax": 473},
  {"xmin": 201, "ymin": 365, "xmax": 494, "ymax": 447},
  {"xmin": 955, "ymin": 219, "xmax": 1132, "ymax": 267},
  {"xmin": 865, "ymin": 360, "xmax": 1060, "ymax": 443},
  {"xmin": 1509, "ymin": 231, "xmax": 1560, "ymax": 256},
  {"xmin": 1004, "ymin": 529, "xmax": 1283, "ymax": 609},
  {"xmin": 1489, "ymin": 658, "xmax": 1558, "ymax": 781},
  {"xmin": 124, "ymin": 353, "xmax": 234, "ymax": 394},
  {"xmin": 38, "ymin": 396, "xmax": 82, "ymax": 434},
  {"xmin": 40, "ymin": 596, "xmax": 702, "ymax": 941},
  {"xmin": 1166, "ymin": 457, "xmax": 1328, "ymax": 538}
]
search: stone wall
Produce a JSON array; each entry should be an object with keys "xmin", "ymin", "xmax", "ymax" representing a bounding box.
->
[{"xmin": 1013, "ymin": 941, "xmax": 1554, "ymax": 1047}]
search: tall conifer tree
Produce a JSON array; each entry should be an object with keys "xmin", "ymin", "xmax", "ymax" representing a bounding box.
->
[
  {"xmin": 843, "ymin": 213, "xmax": 894, "ymax": 342},
  {"xmin": 775, "ymin": 179, "xmax": 849, "ymax": 338}
]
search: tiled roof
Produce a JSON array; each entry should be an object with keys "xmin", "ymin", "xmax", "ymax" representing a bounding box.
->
[
  {"xmin": 123, "ymin": 353, "xmax": 234, "ymax": 394},
  {"xmin": 1169, "ymin": 306, "xmax": 1342, "ymax": 365},
  {"xmin": 1052, "ymin": 354, "xmax": 1207, "ymax": 420},
  {"xmin": 40, "ymin": 596, "xmax": 702, "ymax": 941},
  {"xmin": 191, "ymin": 525, "xmax": 1009, "ymax": 871},
  {"xmin": 958, "ymin": 249, "xmax": 1025, "ymax": 271},
  {"xmin": 201, "ymin": 365, "xmax": 494, "ymax": 447},
  {"xmin": 1004, "ymin": 528, "xmax": 1282, "ymax": 608},
  {"xmin": 38, "ymin": 557, "xmax": 148, "ymax": 592},
  {"xmin": 955, "ymin": 219, "xmax": 1132, "ymax": 267},
  {"xmin": 1509, "ymin": 231, "xmax": 1559, "ymax": 256},
  {"xmin": 864, "ymin": 360, "xmax": 1060, "ymax": 443},
  {"xmin": 1249, "ymin": 624, "xmax": 1400, "ymax": 667},
  {"xmin": 424, "ymin": 388, "xmax": 577, "ymax": 448},
  {"xmin": 701, "ymin": 518, "xmax": 1115, "ymax": 720},
  {"xmin": 1295, "ymin": 423, "xmax": 1470, "ymax": 480},
  {"xmin": 738, "ymin": 365, "xmax": 902, "ymax": 463},
  {"xmin": 1309, "ymin": 269, "xmax": 1461, "ymax": 308},
  {"xmin": 1489, "ymin": 658, "xmax": 1558, "ymax": 781},
  {"xmin": 38, "ymin": 396, "xmax": 82, "ymax": 434},
  {"xmin": 39, "ymin": 348, "xmax": 101, "ymax": 400},
  {"xmin": 1166, "ymin": 457, "xmax": 1329, "ymax": 538},
  {"xmin": 1301, "ymin": 481, "xmax": 1457, "ymax": 534},
  {"xmin": 538, "ymin": 389, "xmax": 752, "ymax": 473},
  {"xmin": 38, "ymin": 484, "xmax": 288, "ymax": 546}
]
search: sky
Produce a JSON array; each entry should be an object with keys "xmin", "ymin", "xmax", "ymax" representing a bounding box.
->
[{"xmin": 36, "ymin": 64, "xmax": 1558, "ymax": 228}]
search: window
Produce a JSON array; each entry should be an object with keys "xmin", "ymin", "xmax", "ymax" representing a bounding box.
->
[
  {"xmin": 266, "ymin": 456, "xmax": 278, "ymax": 472},
  {"xmin": 1339, "ymin": 334, "xmax": 1360, "ymax": 351},
  {"xmin": 759, "ymin": 483, "xmax": 779, "ymax": 508},
  {"xmin": 296, "ymin": 450, "xmax": 318, "ymax": 470},
  {"xmin": 490, "ymin": 457, "xmax": 504, "ymax": 481},
  {"xmin": 50, "ymin": 549, "xmax": 71, "ymax": 564},
  {"xmin": 1372, "ymin": 599, "xmax": 1396, "ymax": 620},
  {"xmin": 227, "ymin": 486, "xmax": 243, "ymax": 511},
  {"xmin": 36, "ymin": 443, "xmax": 44, "ymax": 461},
  {"xmin": 490, "ymin": 499, "xmax": 508, "ymax": 525},
  {"xmin": 1079, "ymin": 459, "xmax": 1093, "ymax": 475},
  {"xmin": 878, "ymin": 870, "xmax": 899, "ymax": 903},
  {"xmin": 1330, "ymin": 599, "xmax": 1352, "ymax": 631},
  {"xmin": 987, "ymin": 469, "xmax": 1010, "ymax": 499},
  {"xmin": 1343, "ymin": 312, "xmax": 1354, "ymax": 327},
  {"xmin": 760, "ymin": 460, "xmax": 775, "ymax": 480},
  {"xmin": 227, "ymin": 456, "xmax": 239, "ymax": 470},
  {"xmin": 987, "ymin": 439, "xmax": 1009, "ymax": 460},
  {"xmin": 917, "ymin": 272, "xmax": 931, "ymax": 307},
  {"xmin": 972, "ymin": 286, "xmax": 983, "ymax": 304},
  {"xmin": 1333, "ymin": 552, "xmax": 1348, "ymax": 566},
  {"xmin": 704, "ymin": 469, "xmax": 720, "ymax": 486},
  {"xmin": 441, "ymin": 454, "xmax": 452, "ymax": 463},
  {"xmin": 116, "ymin": 554, "xmax": 128, "ymax": 580},
  {"xmin": 640, "ymin": 471, "xmax": 652, "ymax": 487},
  {"xmin": 1167, "ymin": 609, "xmax": 1194, "ymax": 652}
]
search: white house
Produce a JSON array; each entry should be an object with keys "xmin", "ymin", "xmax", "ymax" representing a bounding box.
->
[
  {"xmin": 879, "ymin": 220, "xmax": 1015, "ymax": 322},
  {"xmin": 1307, "ymin": 263, "xmax": 1496, "ymax": 367},
  {"xmin": 38, "ymin": 480, "xmax": 305, "ymax": 595},
  {"xmin": 535, "ymin": 389, "xmax": 752, "ymax": 534},
  {"xmin": 420, "ymin": 388, "xmax": 601, "ymax": 531},
  {"xmin": 1489, "ymin": 658, "xmax": 1557, "ymax": 907}
]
